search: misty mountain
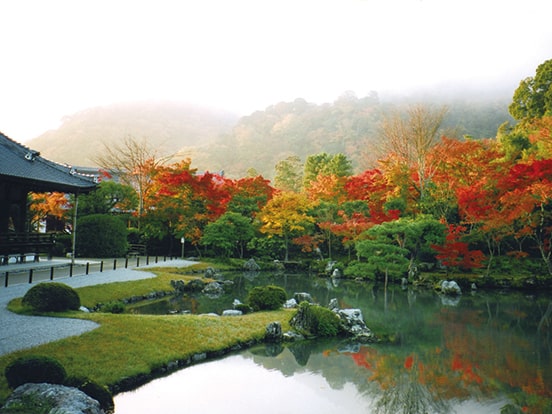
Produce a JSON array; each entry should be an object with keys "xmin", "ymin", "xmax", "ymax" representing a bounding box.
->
[
  {"xmin": 27, "ymin": 101, "xmax": 239, "ymax": 166},
  {"xmin": 26, "ymin": 92, "xmax": 514, "ymax": 179},
  {"xmin": 189, "ymin": 91, "xmax": 514, "ymax": 178}
]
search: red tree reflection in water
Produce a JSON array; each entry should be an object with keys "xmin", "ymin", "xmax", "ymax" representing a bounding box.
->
[{"xmin": 334, "ymin": 303, "xmax": 551, "ymax": 413}]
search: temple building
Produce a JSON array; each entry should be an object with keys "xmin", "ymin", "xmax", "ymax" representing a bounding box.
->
[{"xmin": 0, "ymin": 132, "xmax": 97, "ymax": 262}]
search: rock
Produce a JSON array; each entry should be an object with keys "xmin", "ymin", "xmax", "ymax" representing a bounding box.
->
[
  {"xmin": 335, "ymin": 308, "xmax": 377, "ymax": 342},
  {"xmin": 204, "ymin": 267, "xmax": 219, "ymax": 279},
  {"xmin": 1, "ymin": 383, "xmax": 103, "ymax": 414},
  {"xmin": 439, "ymin": 280, "xmax": 462, "ymax": 295},
  {"xmin": 331, "ymin": 268, "xmax": 342, "ymax": 278},
  {"xmin": 265, "ymin": 321, "xmax": 283, "ymax": 343},
  {"xmin": 222, "ymin": 309, "xmax": 242, "ymax": 316},
  {"xmin": 243, "ymin": 258, "xmax": 260, "ymax": 271},
  {"xmin": 327, "ymin": 298, "xmax": 339, "ymax": 311},
  {"xmin": 233, "ymin": 299, "xmax": 243, "ymax": 308},
  {"xmin": 170, "ymin": 279, "xmax": 186, "ymax": 293},
  {"xmin": 283, "ymin": 331, "xmax": 305, "ymax": 342},
  {"xmin": 294, "ymin": 292, "xmax": 314, "ymax": 304},
  {"xmin": 202, "ymin": 281, "xmax": 223, "ymax": 296},
  {"xmin": 283, "ymin": 298, "xmax": 298, "ymax": 309},
  {"xmin": 79, "ymin": 306, "xmax": 90, "ymax": 313},
  {"xmin": 325, "ymin": 260, "xmax": 337, "ymax": 275}
]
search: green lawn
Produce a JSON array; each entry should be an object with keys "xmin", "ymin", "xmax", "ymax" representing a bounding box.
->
[{"xmin": 0, "ymin": 264, "xmax": 292, "ymax": 404}]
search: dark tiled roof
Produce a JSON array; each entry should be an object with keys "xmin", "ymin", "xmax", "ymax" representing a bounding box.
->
[{"xmin": 0, "ymin": 132, "xmax": 97, "ymax": 193}]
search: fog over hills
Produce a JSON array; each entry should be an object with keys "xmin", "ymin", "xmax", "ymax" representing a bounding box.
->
[
  {"xmin": 26, "ymin": 88, "xmax": 515, "ymax": 179},
  {"xmin": 27, "ymin": 101, "xmax": 239, "ymax": 167}
]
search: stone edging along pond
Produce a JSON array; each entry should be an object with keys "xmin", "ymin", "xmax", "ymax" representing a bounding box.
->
[{"xmin": 109, "ymin": 337, "xmax": 259, "ymax": 394}]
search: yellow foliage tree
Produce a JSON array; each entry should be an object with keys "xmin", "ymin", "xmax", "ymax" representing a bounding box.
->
[{"xmin": 258, "ymin": 191, "xmax": 315, "ymax": 261}]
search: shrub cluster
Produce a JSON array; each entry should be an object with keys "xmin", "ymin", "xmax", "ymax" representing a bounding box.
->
[
  {"xmin": 293, "ymin": 302, "xmax": 341, "ymax": 337},
  {"xmin": 76, "ymin": 214, "xmax": 128, "ymax": 258},
  {"xmin": 247, "ymin": 285, "xmax": 287, "ymax": 311},
  {"xmin": 22, "ymin": 283, "xmax": 80, "ymax": 312},
  {"xmin": 100, "ymin": 300, "xmax": 126, "ymax": 314}
]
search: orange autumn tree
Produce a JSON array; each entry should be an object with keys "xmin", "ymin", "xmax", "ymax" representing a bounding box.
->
[
  {"xmin": 28, "ymin": 192, "xmax": 71, "ymax": 231},
  {"xmin": 226, "ymin": 175, "xmax": 275, "ymax": 218},
  {"xmin": 498, "ymin": 158, "xmax": 552, "ymax": 275},
  {"xmin": 345, "ymin": 168, "xmax": 400, "ymax": 224},
  {"xmin": 431, "ymin": 224, "xmax": 485, "ymax": 274},
  {"xmin": 144, "ymin": 159, "xmax": 231, "ymax": 254}
]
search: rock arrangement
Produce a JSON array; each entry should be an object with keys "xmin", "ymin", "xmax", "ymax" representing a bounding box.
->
[{"xmin": 269, "ymin": 293, "xmax": 377, "ymax": 343}]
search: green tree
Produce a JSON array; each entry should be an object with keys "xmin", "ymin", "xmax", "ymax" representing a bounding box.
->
[
  {"xmin": 349, "ymin": 240, "xmax": 410, "ymax": 282},
  {"xmin": 366, "ymin": 216, "xmax": 446, "ymax": 277},
  {"xmin": 78, "ymin": 181, "xmax": 138, "ymax": 217},
  {"xmin": 509, "ymin": 59, "xmax": 552, "ymax": 123},
  {"xmin": 201, "ymin": 212, "xmax": 255, "ymax": 258},
  {"xmin": 76, "ymin": 214, "xmax": 128, "ymax": 258},
  {"xmin": 303, "ymin": 152, "xmax": 353, "ymax": 188},
  {"xmin": 274, "ymin": 155, "xmax": 303, "ymax": 192}
]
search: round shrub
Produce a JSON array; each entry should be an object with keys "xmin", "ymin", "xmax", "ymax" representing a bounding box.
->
[
  {"xmin": 76, "ymin": 214, "xmax": 128, "ymax": 258},
  {"xmin": 65, "ymin": 376, "xmax": 114, "ymax": 413},
  {"xmin": 247, "ymin": 285, "xmax": 287, "ymax": 311},
  {"xmin": 5, "ymin": 356, "xmax": 67, "ymax": 389},
  {"xmin": 22, "ymin": 282, "xmax": 80, "ymax": 312}
]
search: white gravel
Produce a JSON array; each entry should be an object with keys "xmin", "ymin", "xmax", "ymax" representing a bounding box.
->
[{"xmin": 0, "ymin": 259, "xmax": 195, "ymax": 356}]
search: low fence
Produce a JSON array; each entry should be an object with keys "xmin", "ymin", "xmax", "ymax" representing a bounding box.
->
[{"xmin": 1, "ymin": 255, "xmax": 179, "ymax": 288}]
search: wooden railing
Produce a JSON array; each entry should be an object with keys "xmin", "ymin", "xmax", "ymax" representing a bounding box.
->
[{"xmin": 0, "ymin": 232, "xmax": 56, "ymax": 265}]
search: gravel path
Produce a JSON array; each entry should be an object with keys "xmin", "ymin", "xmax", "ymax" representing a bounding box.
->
[{"xmin": 0, "ymin": 260, "xmax": 195, "ymax": 356}]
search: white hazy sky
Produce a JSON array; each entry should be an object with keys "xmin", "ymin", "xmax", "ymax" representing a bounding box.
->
[{"xmin": 1, "ymin": 0, "xmax": 551, "ymax": 142}]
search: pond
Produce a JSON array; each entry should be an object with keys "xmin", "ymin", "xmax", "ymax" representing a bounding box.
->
[{"xmin": 115, "ymin": 272, "xmax": 552, "ymax": 413}]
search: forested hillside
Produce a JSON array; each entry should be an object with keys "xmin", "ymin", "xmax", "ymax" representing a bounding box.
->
[
  {"xmin": 190, "ymin": 92, "xmax": 512, "ymax": 178},
  {"xmin": 26, "ymin": 91, "xmax": 512, "ymax": 177},
  {"xmin": 27, "ymin": 101, "xmax": 238, "ymax": 166}
]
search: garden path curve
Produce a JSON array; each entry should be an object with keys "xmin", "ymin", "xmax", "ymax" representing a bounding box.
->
[{"xmin": 0, "ymin": 259, "xmax": 194, "ymax": 356}]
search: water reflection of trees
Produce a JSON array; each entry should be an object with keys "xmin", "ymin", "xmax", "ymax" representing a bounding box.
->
[{"xmin": 245, "ymin": 289, "xmax": 552, "ymax": 413}]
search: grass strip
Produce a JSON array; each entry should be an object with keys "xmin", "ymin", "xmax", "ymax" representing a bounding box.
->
[{"xmin": 0, "ymin": 265, "xmax": 292, "ymax": 404}]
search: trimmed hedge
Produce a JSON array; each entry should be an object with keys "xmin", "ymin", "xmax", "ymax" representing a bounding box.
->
[
  {"xmin": 76, "ymin": 214, "xmax": 128, "ymax": 258},
  {"xmin": 5, "ymin": 356, "xmax": 67, "ymax": 389},
  {"xmin": 247, "ymin": 285, "xmax": 287, "ymax": 311},
  {"xmin": 22, "ymin": 282, "xmax": 80, "ymax": 312}
]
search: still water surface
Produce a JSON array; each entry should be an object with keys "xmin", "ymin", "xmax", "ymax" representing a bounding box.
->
[{"xmin": 115, "ymin": 272, "xmax": 552, "ymax": 413}]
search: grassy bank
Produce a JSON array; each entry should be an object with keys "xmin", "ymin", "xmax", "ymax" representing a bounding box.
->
[{"xmin": 0, "ymin": 264, "xmax": 292, "ymax": 404}]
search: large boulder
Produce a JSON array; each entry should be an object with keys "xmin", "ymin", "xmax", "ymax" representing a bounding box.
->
[
  {"xmin": 335, "ymin": 308, "xmax": 377, "ymax": 342},
  {"xmin": 1, "ymin": 383, "xmax": 103, "ymax": 414},
  {"xmin": 439, "ymin": 280, "xmax": 462, "ymax": 296}
]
